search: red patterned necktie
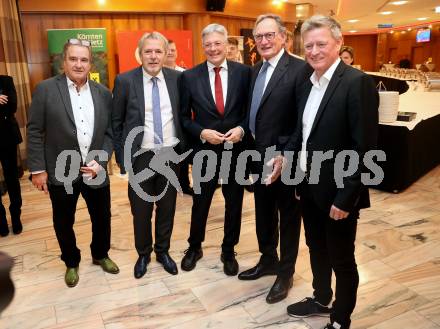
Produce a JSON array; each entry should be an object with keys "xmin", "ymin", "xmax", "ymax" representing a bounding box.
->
[{"xmin": 213, "ymin": 67, "xmax": 224, "ymax": 115}]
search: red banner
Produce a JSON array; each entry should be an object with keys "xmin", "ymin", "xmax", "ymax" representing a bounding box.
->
[{"xmin": 116, "ymin": 30, "xmax": 193, "ymax": 73}]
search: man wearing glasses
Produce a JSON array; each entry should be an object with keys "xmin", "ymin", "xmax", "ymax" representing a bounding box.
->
[
  {"xmin": 27, "ymin": 39, "xmax": 119, "ymax": 288},
  {"xmin": 238, "ymin": 14, "xmax": 309, "ymax": 304},
  {"xmin": 180, "ymin": 24, "xmax": 251, "ymax": 276}
]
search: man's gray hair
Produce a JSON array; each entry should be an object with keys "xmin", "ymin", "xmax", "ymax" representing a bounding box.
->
[
  {"xmin": 137, "ymin": 31, "xmax": 169, "ymax": 57},
  {"xmin": 301, "ymin": 15, "xmax": 342, "ymax": 40},
  {"xmin": 201, "ymin": 23, "xmax": 228, "ymax": 43},
  {"xmin": 253, "ymin": 13, "xmax": 287, "ymax": 35}
]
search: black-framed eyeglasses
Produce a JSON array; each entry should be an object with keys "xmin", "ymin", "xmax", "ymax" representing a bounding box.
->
[
  {"xmin": 67, "ymin": 38, "xmax": 91, "ymax": 47},
  {"xmin": 253, "ymin": 32, "xmax": 277, "ymax": 42}
]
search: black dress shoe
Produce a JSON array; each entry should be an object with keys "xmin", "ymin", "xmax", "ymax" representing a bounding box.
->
[
  {"xmin": 181, "ymin": 247, "xmax": 203, "ymax": 271},
  {"xmin": 134, "ymin": 255, "xmax": 150, "ymax": 279},
  {"xmin": 221, "ymin": 252, "xmax": 239, "ymax": 276},
  {"xmin": 0, "ymin": 218, "xmax": 9, "ymax": 237},
  {"xmin": 238, "ymin": 261, "xmax": 278, "ymax": 280},
  {"xmin": 266, "ymin": 276, "xmax": 293, "ymax": 304},
  {"xmin": 156, "ymin": 252, "xmax": 178, "ymax": 275},
  {"xmin": 12, "ymin": 218, "xmax": 22, "ymax": 235}
]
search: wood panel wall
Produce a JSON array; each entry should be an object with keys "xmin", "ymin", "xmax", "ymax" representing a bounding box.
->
[{"xmin": 342, "ymin": 34, "xmax": 378, "ymax": 72}]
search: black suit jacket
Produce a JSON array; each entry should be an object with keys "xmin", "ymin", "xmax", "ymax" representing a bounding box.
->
[
  {"xmin": 246, "ymin": 51, "xmax": 309, "ymax": 153},
  {"xmin": 286, "ymin": 61, "xmax": 379, "ymax": 213},
  {"xmin": 180, "ymin": 60, "xmax": 251, "ymax": 149},
  {"xmin": 112, "ymin": 66, "xmax": 186, "ymax": 165},
  {"xmin": 0, "ymin": 75, "xmax": 22, "ymax": 147}
]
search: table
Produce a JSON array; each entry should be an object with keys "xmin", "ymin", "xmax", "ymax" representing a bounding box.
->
[
  {"xmin": 375, "ymin": 91, "xmax": 440, "ymax": 192},
  {"xmin": 367, "ymin": 72, "xmax": 410, "ymax": 94}
]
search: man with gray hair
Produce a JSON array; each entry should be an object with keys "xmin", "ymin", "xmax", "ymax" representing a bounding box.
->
[
  {"xmin": 112, "ymin": 32, "xmax": 186, "ymax": 278},
  {"xmin": 275, "ymin": 15, "xmax": 378, "ymax": 329},
  {"xmin": 180, "ymin": 23, "xmax": 251, "ymax": 276},
  {"xmin": 238, "ymin": 13, "xmax": 308, "ymax": 305}
]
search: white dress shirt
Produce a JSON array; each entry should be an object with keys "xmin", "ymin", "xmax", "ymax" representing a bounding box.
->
[
  {"xmin": 300, "ymin": 58, "xmax": 341, "ymax": 172},
  {"xmin": 174, "ymin": 65, "xmax": 185, "ymax": 72},
  {"xmin": 141, "ymin": 68, "xmax": 177, "ymax": 149},
  {"xmin": 207, "ymin": 59, "xmax": 228, "ymax": 107},
  {"xmin": 261, "ymin": 48, "xmax": 285, "ymax": 93},
  {"xmin": 67, "ymin": 77, "xmax": 95, "ymax": 163}
]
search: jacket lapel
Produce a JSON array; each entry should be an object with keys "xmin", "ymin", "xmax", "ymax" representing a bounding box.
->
[
  {"xmin": 133, "ymin": 67, "xmax": 146, "ymax": 124},
  {"xmin": 224, "ymin": 60, "xmax": 235, "ymax": 116},
  {"xmin": 200, "ymin": 62, "xmax": 218, "ymax": 113},
  {"xmin": 309, "ymin": 61, "xmax": 346, "ymax": 137},
  {"xmin": 56, "ymin": 74, "xmax": 75, "ymax": 125},
  {"xmin": 89, "ymin": 81, "xmax": 100, "ymax": 147},
  {"xmin": 162, "ymin": 68, "xmax": 180, "ymax": 128},
  {"xmin": 259, "ymin": 52, "xmax": 289, "ymax": 108}
]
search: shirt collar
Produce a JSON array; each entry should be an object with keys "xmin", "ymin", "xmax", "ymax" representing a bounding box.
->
[
  {"xmin": 142, "ymin": 67, "xmax": 165, "ymax": 82},
  {"xmin": 66, "ymin": 75, "xmax": 89, "ymax": 91},
  {"xmin": 263, "ymin": 48, "xmax": 285, "ymax": 69},
  {"xmin": 207, "ymin": 58, "xmax": 228, "ymax": 72},
  {"xmin": 310, "ymin": 57, "xmax": 341, "ymax": 87}
]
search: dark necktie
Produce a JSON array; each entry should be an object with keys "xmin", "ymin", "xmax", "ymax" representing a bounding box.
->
[
  {"xmin": 151, "ymin": 76, "xmax": 163, "ymax": 145},
  {"xmin": 249, "ymin": 61, "xmax": 270, "ymax": 135},
  {"xmin": 213, "ymin": 67, "xmax": 224, "ymax": 116}
]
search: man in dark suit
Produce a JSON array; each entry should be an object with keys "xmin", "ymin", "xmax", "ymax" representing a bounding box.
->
[
  {"xmin": 0, "ymin": 75, "xmax": 23, "ymax": 236},
  {"xmin": 275, "ymin": 16, "xmax": 378, "ymax": 329},
  {"xmin": 27, "ymin": 39, "xmax": 119, "ymax": 287},
  {"xmin": 237, "ymin": 14, "xmax": 307, "ymax": 304},
  {"xmin": 112, "ymin": 32, "xmax": 186, "ymax": 278},
  {"xmin": 180, "ymin": 24, "xmax": 251, "ymax": 276}
]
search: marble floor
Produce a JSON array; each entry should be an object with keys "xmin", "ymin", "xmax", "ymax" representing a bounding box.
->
[{"xmin": 0, "ymin": 165, "xmax": 439, "ymax": 329}]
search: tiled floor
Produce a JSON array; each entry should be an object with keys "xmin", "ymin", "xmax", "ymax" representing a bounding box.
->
[{"xmin": 0, "ymin": 165, "xmax": 439, "ymax": 329}]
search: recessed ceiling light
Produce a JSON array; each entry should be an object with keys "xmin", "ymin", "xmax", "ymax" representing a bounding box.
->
[
  {"xmin": 380, "ymin": 11, "xmax": 393, "ymax": 15},
  {"xmin": 401, "ymin": 30, "xmax": 407, "ymax": 34},
  {"xmin": 390, "ymin": 1, "xmax": 408, "ymax": 5},
  {"xmin": 436, "ymin": 6, "xmax": 440, "ymax": 13},
  {"xmin": 390, "ymin": 30, "xmax": 394, "ymax": 34},
  {"xmin": 347, "ymin": 19, "xmax": 359, "ymax": 23},
  {"xmin": 417, "ymin": 17, "xmax": 428, "ymax": 20},
  {"xmin": 349, "ymin": 30, "xmax": 357, "ymax": 33},
  {"xmin": 407, "ymin": 28, "xmax": 412, "ymax": 31}
]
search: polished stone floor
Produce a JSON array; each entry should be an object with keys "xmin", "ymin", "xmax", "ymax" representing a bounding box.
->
[{"xmin": 0, "ymin": 165, "xmax": 439, "ymax": 329}]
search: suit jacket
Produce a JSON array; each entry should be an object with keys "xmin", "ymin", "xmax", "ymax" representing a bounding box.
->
[
  {"xmin": 180, "ymin": 60, "xmax": 251, "ymax": 150},
  {"xmin": 246, "ymin": 51, "xmax": 309, "ymax": 153},
  {"xmin": 0, "ymin": 75, "xmax": 22, "ymax": 147},
  {"xmin": 27, "ymin": 74, "xmax": 113, "ymax": 187},
  {"xmin": 112, "ymin": 66, "xmax": 186, "ymax": 165},
  {"xmin": 286, "ymin": 61, "xmax": 379, "ymax": 213}
]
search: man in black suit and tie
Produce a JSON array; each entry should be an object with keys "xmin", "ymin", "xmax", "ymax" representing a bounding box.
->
[
  {"xmin": 0, "ymin": 75, "xmax": 23, "ymax": 236},
  {"xmin": 272, "ymin": 16, "xmax": 378, "ymax": 329},
  {"xmin": 180, "ymin": 24, "xmax": 251, "ymax": 276},
  {"xmin": 112, "ymin": 32, "xmax": 186, "ymax": 278},
  {"xmin": 27, "ymin": 39, "xmax": 119, "ymax": 287},
  {"xmin": 238, "ymin": 14, "xmax": 307, "ymax": 304}
]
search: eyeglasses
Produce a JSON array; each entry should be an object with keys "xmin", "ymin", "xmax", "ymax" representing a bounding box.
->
[
  {"xmin": 67, "ymin": 38, "xmax": 91, "ymax": 47},
  {"xmin": 304, "ymin": 42, "xmax": 329, "ymax": 52},
  {"xmin": 253, "ymin": 32, "xmax": 277, "ymax": 42}
]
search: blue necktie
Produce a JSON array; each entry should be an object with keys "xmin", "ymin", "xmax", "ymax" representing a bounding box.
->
[
  {"xmin": 151, "ymin": 76, "xmax": 163, "ymax": 145},
  {"xmin": 249, "ymin": 61, "xmax": 270, "ymax": 135}
]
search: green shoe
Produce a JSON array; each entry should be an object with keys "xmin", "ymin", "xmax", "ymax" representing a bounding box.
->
[
  {"xmin": 93, "ymin": 257, "xmax": 120, "ymax": 274},
  {"xmin": 65, "ymin": 267, "xmax": 79, "ymax": 287}
]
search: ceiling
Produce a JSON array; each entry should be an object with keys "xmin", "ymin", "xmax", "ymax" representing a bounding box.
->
[{"xmin": 290, "ymin": 0, "xmax": 440, "ymax": 33}]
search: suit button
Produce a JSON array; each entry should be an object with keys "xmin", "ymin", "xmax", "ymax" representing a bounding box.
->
[{"xmin": 73, "ymin": 130, "xmax": 76, "ymax": 134}]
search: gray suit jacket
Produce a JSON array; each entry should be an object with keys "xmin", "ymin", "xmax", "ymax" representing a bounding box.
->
[
  {"xmin": 27, "ymin": 74, "xmax": 113, "ymax": 188},
  {"xmin": 112, "ymin": 66, "xmax": 186, "ymax": 166}
]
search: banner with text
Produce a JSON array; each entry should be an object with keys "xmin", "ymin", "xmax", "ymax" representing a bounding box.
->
[{"xmin": 47, "ymin": 28, "xmax": 109, "ymax": 86}]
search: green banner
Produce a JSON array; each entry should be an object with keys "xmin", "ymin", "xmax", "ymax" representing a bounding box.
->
[{"xmin": 47, "ymin": 28, "xmax": 108, "ymax": 87}]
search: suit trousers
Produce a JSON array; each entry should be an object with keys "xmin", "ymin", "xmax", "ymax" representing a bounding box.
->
[
  {"xmin": 300, "ymin": 184, "xmax": 359, "ymax": 328},
  {"xmin": 48, "ymin": 180, "xmax": 111, "ymax": 268},
  {"xmin": 0, "ymin": 144, "xmax": 22, "ymax": 220},
  {"xmin": 253, "ymin": 164, "xmax": 301, "ymax": 277},
  {"xmin": 188, "ymin": 145, "xmax": 244, "ymax": 254},
  {"xmin": 128, "ymin": 150, "xmax": 177, "ymax": 256}
]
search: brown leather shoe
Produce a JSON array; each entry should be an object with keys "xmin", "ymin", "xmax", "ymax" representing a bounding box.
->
[
  {"xmin": 65, "ymin": 267, "xmax": 79, "ymax": 287},
  {"xmin": 93, "ymin": 257, "xmax": 119, "ymax": 274}
]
